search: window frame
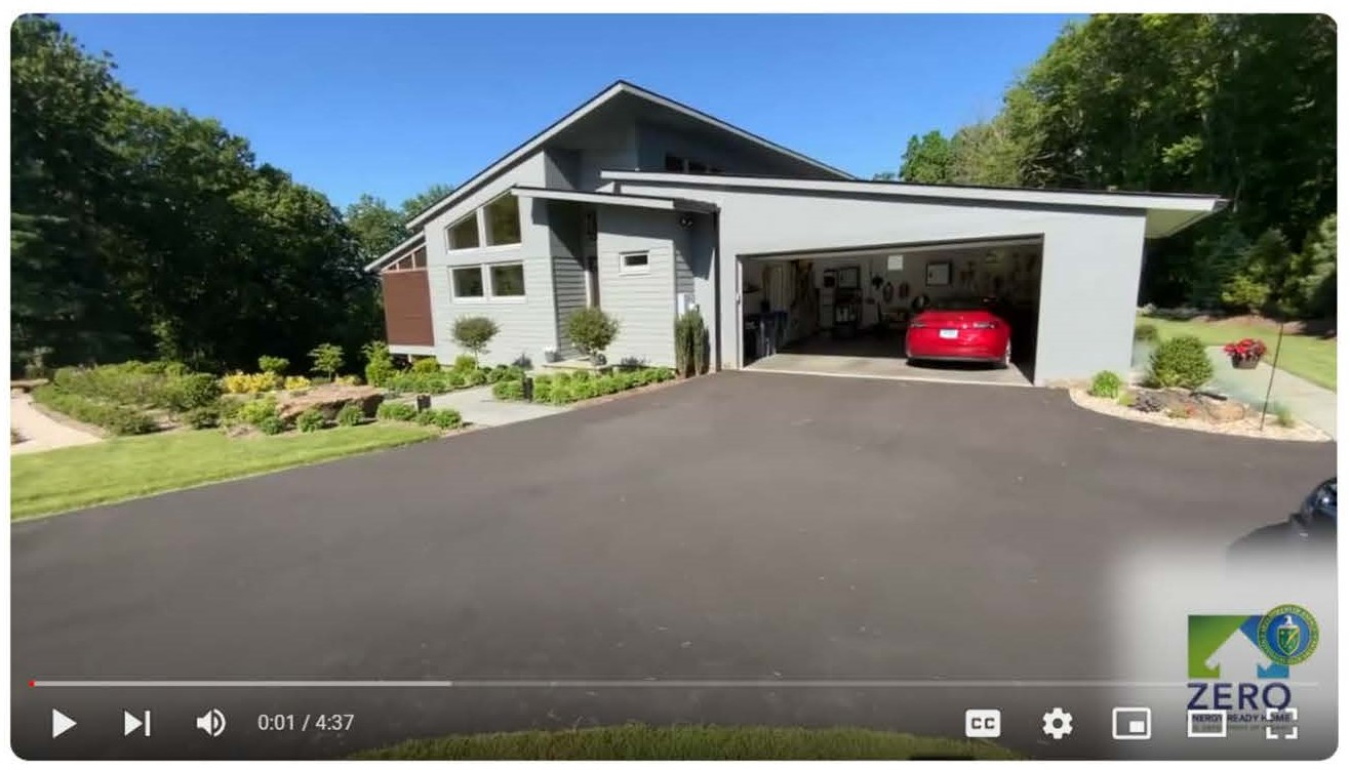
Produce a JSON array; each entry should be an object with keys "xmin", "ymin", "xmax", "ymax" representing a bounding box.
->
[
  {"xmin": 445, "ymin": 212, "xmax": 481, "ymax": 251},
  {"xmin": 449, "ymin": 265, "xmax": 487, "ymax": 301},
  {"xmin": 487, "ymin": 261, "xmax": 527, "ymax": 302},
  {"xmin": 481, "ymin": 192, "xmax": 523, "ymax": 248},
  {"xmin": 619, "ymin": 250, "xmax": 651, "ymax": 276}
]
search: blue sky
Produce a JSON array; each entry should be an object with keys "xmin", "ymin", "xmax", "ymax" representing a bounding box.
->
[{"xmin": 56, "ymin": 14, "xmax": 1076, "ymax": 210}]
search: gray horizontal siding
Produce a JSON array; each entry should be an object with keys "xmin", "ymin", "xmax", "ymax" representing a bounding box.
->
[{"xmin": 597, "ymin": 246, "xmax": 675, "ymax": 367}]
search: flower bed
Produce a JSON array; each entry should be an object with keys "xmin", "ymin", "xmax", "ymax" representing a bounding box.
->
[
  {"xmin": 492, "ymin": 367, "xmax": 676, "ymax": 406},
  {"xmin": 1071, "ymin": 378, "xmax": 1327, "ymax": 442},
  {"xmin": 384, "ymin": 364, "xmax": 524, "ymax": 395}
]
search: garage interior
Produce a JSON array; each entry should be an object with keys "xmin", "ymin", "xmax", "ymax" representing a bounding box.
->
[{"xmin": 740, "ymin": 238, "xmax": 1044, "ymax": 385}]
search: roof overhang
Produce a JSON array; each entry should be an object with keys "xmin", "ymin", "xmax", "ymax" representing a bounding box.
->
[
  {"xmin": 403, "ymin": 81, "xmax": 851, "ymax": 231},
  {"xmin": 364, "ymin": 231, "xmax": 426, "ymax": 274},
  {"xmin": 602, "ymin": 171, "xmax": 1228, "ymax": 239},
  {"xmin": 512, "ymin": 186, "xmax": 718, "ymax": 214}
]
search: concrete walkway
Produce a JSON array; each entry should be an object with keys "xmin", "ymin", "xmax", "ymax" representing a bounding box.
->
[
  {"xmin": 1202, "ymin": 348, "xmax": 1337, "ymax": 438},
  {"xmin": 10, "ymin": 393, "xmax": 102, "ymax": 454},
  {"xmin": 426, "ymin": 385, "xmax": 571, "ymax": 427}
]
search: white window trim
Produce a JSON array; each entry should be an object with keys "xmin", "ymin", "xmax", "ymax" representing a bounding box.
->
[
  {"xmin": 482, "ymin": 191, "xmax": 524, "ymax": 248},
  {"xmin": 619, "ymin": 250, "xmax": 651, "ymax": 275},
  {"xmin": 449, "ymin": 265, "xmax": 487, "ymax": 302},
  {"xmin": 445, "ymin": 212, "xmax": 481, "ymax": 252},
  {"xmin": 486, "ymin": 261, "xmax": 528, "ymax": 303}
]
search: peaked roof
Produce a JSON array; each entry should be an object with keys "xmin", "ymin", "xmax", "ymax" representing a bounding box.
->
[{"xmin": 402, "ymin": 80, "xmax": 853, "ymax": 231}]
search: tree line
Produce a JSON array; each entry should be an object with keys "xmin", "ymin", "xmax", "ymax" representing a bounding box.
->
[
  {"xmin": 10, "ymin": 15, "xmax": 449, "ymax": 376},
  {"xmin": 882, "ymin": 14, "xmax": 1336, "ymax": 319}
]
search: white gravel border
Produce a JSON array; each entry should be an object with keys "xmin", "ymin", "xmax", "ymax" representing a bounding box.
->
[{"xmin": 1068, "ymin": 388, "xmax": 1331, "ymax": 443}]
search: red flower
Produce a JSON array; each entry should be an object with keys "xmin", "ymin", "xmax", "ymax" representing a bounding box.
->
[{"xmin": 1223, "ymin": 338, "xmax": 1268, "ymax": 359}]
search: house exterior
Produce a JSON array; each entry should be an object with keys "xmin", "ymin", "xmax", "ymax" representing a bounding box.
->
[{"xmin": 367, "ymin": 81, "xmax": 1225, "ymax": 385}]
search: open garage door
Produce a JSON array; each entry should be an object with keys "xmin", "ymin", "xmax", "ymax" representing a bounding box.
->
[{"xmin": 739, "ymin": 237, "xmax": 1043, "ymax": 386}]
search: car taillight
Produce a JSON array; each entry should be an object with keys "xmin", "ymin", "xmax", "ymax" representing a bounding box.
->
[{"xmin": 972, "ymin": 322, "xmax": 998, "ymax": 329}]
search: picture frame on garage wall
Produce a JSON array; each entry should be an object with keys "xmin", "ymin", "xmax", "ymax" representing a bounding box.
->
[{"xmin": 925, "ymin": 260, "xmax": 952, "ymax": 287}]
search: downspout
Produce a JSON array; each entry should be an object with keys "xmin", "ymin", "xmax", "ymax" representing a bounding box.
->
[{"xmin": 712, "ymin": 211, "xmax": 723, "ymax": 371}]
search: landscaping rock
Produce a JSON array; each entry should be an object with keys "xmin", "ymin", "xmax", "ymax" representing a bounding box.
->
[
  {"xmin": 275, "ymin": 384, "xmax": 384, "ymax": 425},
  {"xmin": 1200, "ymin": 398, "xmax": 1247, "ymax": 423}
]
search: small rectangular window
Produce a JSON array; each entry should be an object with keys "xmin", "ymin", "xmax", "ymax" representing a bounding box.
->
[
  {"xmin": 490, "ymin": 263, "xmax": 526, "ymax": 297},
  {"xmin": 483, "ymin": 194, "xmax": 521, "ymax": 246},
  {"xmin": 620, "ymin": 251, "xmax": 650, "ymax": 274},
  {"xmin": 452, "ymin": 266, "xmax": 485, "ymax": 298},
  {"xmin": 447, "ymin": 214, "xmax": 479, "ymax": 250}
]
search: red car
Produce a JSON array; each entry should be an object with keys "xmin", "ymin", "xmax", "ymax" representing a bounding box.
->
[{"xmin": 906, "ymin": 298, "xmax": 1013, "ymax": 368}]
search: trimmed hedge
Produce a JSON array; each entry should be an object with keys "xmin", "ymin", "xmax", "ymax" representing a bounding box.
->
[
  {"xmin": 495, "ymin": 368, "xmax": 675, "ymax": 404},
  {"xmin": 1147, "ymin": 335, "xmax": 1213, "ymax": 390},
  {"xmin": 32, "ymin": 385, "xmax": 157, "ymax": 436},
  {"xmin": 376, "ymin": 402, "xmax": 418, "ymax": 421}
]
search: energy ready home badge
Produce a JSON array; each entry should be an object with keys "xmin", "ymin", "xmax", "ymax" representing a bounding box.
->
[{"xmin": 1185, "ymin": 604, "xmax": 1318, "ymax": 739}]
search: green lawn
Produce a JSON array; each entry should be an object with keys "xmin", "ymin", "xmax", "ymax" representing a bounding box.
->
[
  {"xmin": 1138, "ymin": 314, "xmax": 1337, "ymax": 391},
  {"xmin": 10, "ymin": 423, "xmax": 440, "ymax": 521},
  {"xmin": 351, "ymin": 725, "xmax": 1018, "ymax": 760}
]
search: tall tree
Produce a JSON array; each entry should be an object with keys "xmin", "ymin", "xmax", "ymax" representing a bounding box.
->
[
  {"xmin": 400, "ymin": 182, "xmax": 455, "ymax": 220},
  {"xmin": 899, "ymin": 130, "xmax": 953, "ymax": 184},
  {"xmin": 344, "ymin": 194, "xmax": 405, "ymax": 262}
]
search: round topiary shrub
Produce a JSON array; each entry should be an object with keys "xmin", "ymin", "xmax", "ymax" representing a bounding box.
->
[
  {"xmin": 376, "ymin": 401, "xmax": 418, "ymax": 421},
  {"xmin": 564, "ymin": 307, "xmax": 620, "ymax": 362},
  {"xmin": 184, "ymin": 406, "xmax": 220, "ymax": 430},
  {"xmin": 1147, "ymin": 335, "xmax": 1214, "ymax": 390}
]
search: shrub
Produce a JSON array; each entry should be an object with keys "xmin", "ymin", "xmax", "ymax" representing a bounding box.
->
[
  {"xmin": 674, "ymin": 309, "xmax": 710, "ymax": 377},
  {"xmin": 1088, "ymin": 371, "xmax": 1123, "ymax": 399},
  {"xmin": 216, "ymin": 398, "xmax": 242, "ymax": 424},
  {"xmin": 451, "ymin": 355, "xmax": 479, "ymax": 374},
  {"xmin": 415, "ymin": 408, "xmax": 463, "ymax": 430},
  {"xmin": 284, "ymin": 375, "xmax": 312, "ymax": 391},
  {"xmin": 533, "ymin": 378, "xmax": 553, "ymax": 401},
  {"xmin": 1273, "ymin": 402, "xmax": 1297, "ymax": 428},
  {"xmin": 237, "ymin": 397, "xmax": 280, "ymax": 427},
  {"xmin": 1133, "ymin": 323, "xmax": 1159, "ymax": 344},
  {"xmin": 376, "ymin": 402, "xmax": 418, "ymax": 421},
  {"xmin": 336, "ymin": 374, "xmax": 362, "ymax": 386},
  {"xmin": 53, "ymin": 364, "xmax": 168, "ymax": 407},
  {"xmin": 1116, "ymin": 391, "xmax": 1137, "ymax": 408},
  {"xmin": 308, "ymin": 342, "xmax": 344, "ymax": 381},
  {"xmin": 654, "ymin": 367, "xmax": 675, "ymax": 382},
  {"xmin": 464, "ymin": 369, "xmax": 487, "ymax": 387},
  {"xmin": 493, "ymin": 380, "xmax": 525, "ymax": 401},
  {"xmin": 257, "ymin": 355, "xmax": 289, "ymax": 375},
  {"xmin": 222, "ymin": 371, "xmax": 281, "ymax": 394},
  {"xmin": 452, "ymin": 316, "xmax": 500, "ymax": 362},
  {"xmin": 32, "ymin": 386, "xmax": 158, "ymax": 435},
  {"xmin": 363, "ymin": 341, "xmax": 397, "ymax": 387},
  {"xmin": 256, "ymin": 415, "xmax": 286, "ymax": 435},
  {"xmin": 548, "ymin": 385, "xmax": 574, "ymax": 406},
  {"xmin": 1220, "ymin": 272, "xmax": 1271, "ymax": 314},
  {"xmin": 570, "ymin": 370, "xmax": 592, "ymax": 383},
  {"xmin": 384, "ymin": 371, "xmax": 458, "ymax": 395},
  {"xmin": 335, "ymin": 403, "xmax": 364, "ymax": 427},
  {"xmin": 571, "ymin": 379, "xmax": 598, "ymax": 400},
  {"xmin": 1147, "ymin": 336, "xmax": 1213, "ymax": 390},
  {"xmin": 184, "ymin": 406, "xmax": 220, "ymax": 430},
  {"xmin": 296, "ymin": 409, "xmax": 326, "ymax": 433},
  {"xmin": 565, "ymin": 307, "xmax": 620, "ymax": 361},
  {"xmin": 163, "ymin": 373, "xmax": 222, "ymax": 412},
  {"xmin": 413, "ymin": 357, "xmax": 444, "ymax": 374}
]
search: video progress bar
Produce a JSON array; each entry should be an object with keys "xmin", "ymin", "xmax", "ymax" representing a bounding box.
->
[{"xmin": 29, "ymin": 679, "xmax": 1281, "ymax": 689}]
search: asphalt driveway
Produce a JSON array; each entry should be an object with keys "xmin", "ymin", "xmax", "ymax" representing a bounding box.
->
[{"xmin": 11, "ymin": 372, "xmax": 1335, "ymax": 759}]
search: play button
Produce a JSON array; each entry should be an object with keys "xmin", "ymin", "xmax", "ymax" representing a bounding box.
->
[{"xmin": 51, "ymin": 709, "xmax": 76, "ymax": 738}]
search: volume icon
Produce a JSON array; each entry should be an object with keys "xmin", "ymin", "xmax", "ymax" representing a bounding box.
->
[{"xmin": 195, "ymin": 708, "xmax": 226, "ymax": 737}]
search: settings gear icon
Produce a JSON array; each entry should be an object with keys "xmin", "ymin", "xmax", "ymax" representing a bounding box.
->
[{"xmin": 1041, "ymin": 707, "xmax": 1074, "ymax": 740}]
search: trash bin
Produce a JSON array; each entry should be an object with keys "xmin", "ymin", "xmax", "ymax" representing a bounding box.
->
[
  {"xmin": 415, "ymin": 394, "xmax": 431, "ymax": 412},
  {"xmin": 743, "ymin": 316, "xmax": 760, "ymax": 363}
]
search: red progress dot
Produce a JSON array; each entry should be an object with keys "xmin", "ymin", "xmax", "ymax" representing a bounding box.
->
[{"xmin": 28, "ymin": 680, "xmax": 35, "ymax": 688}]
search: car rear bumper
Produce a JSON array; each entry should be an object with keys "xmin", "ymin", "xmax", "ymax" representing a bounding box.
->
[{"xmin": 906, "ymin": 330, "xmax": 1006, "ymax": 362}]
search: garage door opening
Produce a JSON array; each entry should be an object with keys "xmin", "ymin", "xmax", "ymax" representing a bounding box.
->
[{"xmin": 740, "ymin": 238, "xmax": 1043, "ymax": 386}]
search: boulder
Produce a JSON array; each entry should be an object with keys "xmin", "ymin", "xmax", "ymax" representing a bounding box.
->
[
  {"xmin": 275, "ymin": 384, "xmax": 384, "ymax": 424},
  {"xmin": 1200, "ymin": 397, "xmax": 1247, "ymax": 423}
]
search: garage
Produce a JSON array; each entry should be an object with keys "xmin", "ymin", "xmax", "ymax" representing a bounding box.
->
[{"xmin": 740, "ymin": 237, "xmax": 1043, "ymax": 386}]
